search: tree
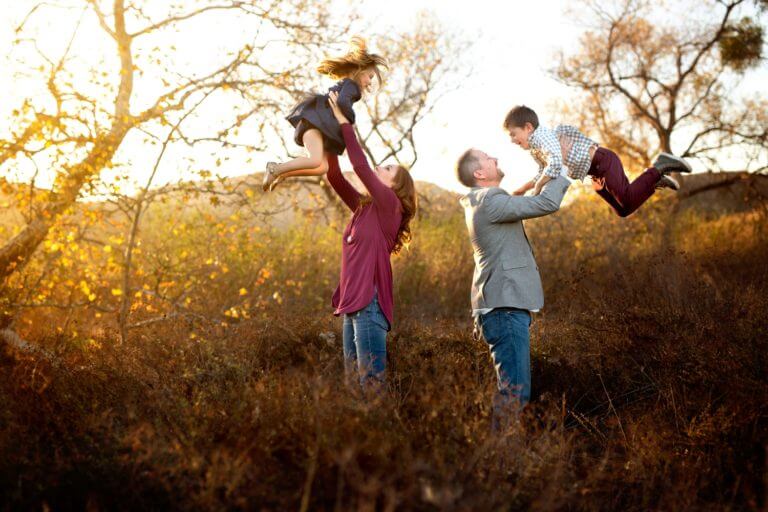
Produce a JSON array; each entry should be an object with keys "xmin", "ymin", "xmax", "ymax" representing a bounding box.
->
[
  {"xmin": 0, "ymin": 2, "xmax": 468, "ymax": 343},
  {"xmin": 271, "ymin": 11, "xmax": 471, "ymax": 216},
  {"xmin": 0, "ymin": 1, "xmax": 340, "ymax": 313},
  {"xmin": 359, "ymin": 11, "xmax": 470, "ymax": 168},
  {"xmin": 553, "ymin": 0, "xmax": 767, "ymax": 172}
]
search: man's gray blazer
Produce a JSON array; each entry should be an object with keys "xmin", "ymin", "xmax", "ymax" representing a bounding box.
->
[{"xmin": 459, "ymin": 177, "xmax": 571, "ymax": 313}]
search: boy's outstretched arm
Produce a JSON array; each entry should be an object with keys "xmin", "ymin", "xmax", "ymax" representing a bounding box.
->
[
  {"xmin": 533, "ymin": 127, "xmax": 564, "ymax": 190},
  {"xmin": 513, "ymin": 179, "xmax": 536, "ymax": 196},
  {"xmin": 532, "ymin": 174, "xmax": 553, "ymax": 196}
]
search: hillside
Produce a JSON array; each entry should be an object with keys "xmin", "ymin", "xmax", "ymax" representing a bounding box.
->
[
  {"xmin": 1, "ymin": 172, "xmax": 764, "ymax": 239},
  {"xmin": 677, "ymin": 171, "xmax": 768, "ymax": 215},
  {"xmin": 0, "ymin": 167, "xmax": 766, "ymax": 511}
]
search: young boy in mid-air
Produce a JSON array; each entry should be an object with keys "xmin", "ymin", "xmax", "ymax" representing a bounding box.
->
[{"xmin": 504, "ymin": 105, "xmax": 691, "ymax": 217}]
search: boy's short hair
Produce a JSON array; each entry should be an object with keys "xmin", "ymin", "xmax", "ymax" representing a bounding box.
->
[
  {"xmin": 503, "ymin": 105, "xmax": 539, "ymax": 130},
  {"xmin": 456, "ymin": 148, "xmax": 480, "ymax": 188}
]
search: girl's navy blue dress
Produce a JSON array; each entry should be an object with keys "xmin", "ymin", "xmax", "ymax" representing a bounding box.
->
[{"xmin": 286, "ymin": 78, "xmax": 362, "ymax": 155}]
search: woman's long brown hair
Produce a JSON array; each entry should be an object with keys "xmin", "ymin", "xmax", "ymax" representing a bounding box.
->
[
  {"xmin": 390, "ymin": 166, "xmax": 417, "ymax": 255},
  {"xmin": 358, "ymin": 166, "xmax": 417, "ymax": 255}
]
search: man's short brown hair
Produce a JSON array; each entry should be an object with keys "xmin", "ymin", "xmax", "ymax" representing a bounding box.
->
[{"xmin": 456, "ymin": 149, "xmax": 480, "ymax": 188}]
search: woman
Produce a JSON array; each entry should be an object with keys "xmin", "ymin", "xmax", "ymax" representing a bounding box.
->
[{"xmin": 325, "ymin": 90, "xmax": 416, "ymax": 389}]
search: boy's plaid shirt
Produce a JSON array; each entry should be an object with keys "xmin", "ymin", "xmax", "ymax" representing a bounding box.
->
[
  {"xmin": 528, "ymin": 126, "xmax": 563, "ymax": 180},
  {"xmin": 529, "ymin": 125, "xmax": 599, "ymax": 181}
]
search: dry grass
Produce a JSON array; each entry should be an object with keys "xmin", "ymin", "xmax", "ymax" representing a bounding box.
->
[{"xmin": 1, "ymin": 189, "xmax": 766, "ymax": 511}]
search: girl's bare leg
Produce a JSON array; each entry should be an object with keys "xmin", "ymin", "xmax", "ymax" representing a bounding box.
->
[
  {"xmin": 264, "ymin": 129, "xmax": 329, "ymax": 191},
  {"xmin": 276, "ymin": 129, "xmax": 329, "ymax": 175},
  {"xmin": 276, "ymin": 154, "xmax": 329, "ymax": 180}
]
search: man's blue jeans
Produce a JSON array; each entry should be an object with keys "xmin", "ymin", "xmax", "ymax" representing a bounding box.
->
[
  {"xmin": 343, "ymin": 295, "xmax": 388, "ymax": 387},
  {"xmin": 477, "ymin": 308, "xmax": 532, "ymax": 423}
]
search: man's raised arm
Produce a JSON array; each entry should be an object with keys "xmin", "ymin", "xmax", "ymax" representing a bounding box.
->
[{"xmin": 486, "ymin": 176, "xmax": 571, "ymax": 223}]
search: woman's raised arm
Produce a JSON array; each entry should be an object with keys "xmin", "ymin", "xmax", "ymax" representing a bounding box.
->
[
  {"xmin": 328, "ymin": 92, "xmax": 397, "ymax": 208},
  {"xmin": 326, "ymin": 152, "xmax": 360, "ymax": 212},
  {"xmin": 339, "ymin": 125, "xmax": 395, "ymax": 206}
]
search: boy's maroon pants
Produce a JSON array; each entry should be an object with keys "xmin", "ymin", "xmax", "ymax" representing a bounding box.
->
[{"xmin": 588, "ymin": 147, "xmax": 661, "ymax": 217}]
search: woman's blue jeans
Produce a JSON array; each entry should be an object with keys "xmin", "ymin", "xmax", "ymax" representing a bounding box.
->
[
  {"xmin": 477, "ymin": 308, "xmax": 532, "ymax": 425},
  {"xmin": 342, "ymin": 295, "xmax": 388, "ymax": 388}
]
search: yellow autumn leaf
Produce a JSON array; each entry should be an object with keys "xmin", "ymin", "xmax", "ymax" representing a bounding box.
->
[{"xmin": 111, "ymin": 288, "xmax": 123, "ymax": 296}]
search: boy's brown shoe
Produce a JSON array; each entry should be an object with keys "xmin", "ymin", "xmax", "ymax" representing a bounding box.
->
[{"xmin": 656, "ymin": 175, "xmax": 680, "ymax": 191}]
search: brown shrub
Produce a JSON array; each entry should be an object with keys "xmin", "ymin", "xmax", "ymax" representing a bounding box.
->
[{"xmin": 1, "ymin": 189, "xmax": 766, "ymax": 510}]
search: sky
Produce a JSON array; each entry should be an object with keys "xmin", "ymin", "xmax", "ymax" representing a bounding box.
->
[
  {"xmin": 364, "ymin": 0, "xmax": 583, "ymax": 192},
  {"xmin": 0, "ymin": 0, "xmax": 765, "ymax": 194}
]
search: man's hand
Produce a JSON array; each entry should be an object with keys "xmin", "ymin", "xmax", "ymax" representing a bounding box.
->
[
  {"xmin": 559, "ymin": 136, "xmax": 574, "ymax": 161},
  {"xmin": 532, "ymin": 175, "xmax": 552, "ymax": 196}
]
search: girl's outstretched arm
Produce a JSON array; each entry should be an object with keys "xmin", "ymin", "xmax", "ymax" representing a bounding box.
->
[{"xmin": 326, "ymin": 152, "xmax": 361, "ymax": 212}]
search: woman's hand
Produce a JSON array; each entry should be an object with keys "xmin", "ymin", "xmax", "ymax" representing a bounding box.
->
[
  {"xmin": 328, "ymin": 91, "xmax": 351, "ymax": 125},
  {"xmin": 591, "ymin": 176, "xmax": 606, "ymax": 191}
]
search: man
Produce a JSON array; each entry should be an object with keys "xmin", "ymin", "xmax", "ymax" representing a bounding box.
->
[{"xmin": 456, "ymin": 148, "xmax": 570, "ymax": 426}]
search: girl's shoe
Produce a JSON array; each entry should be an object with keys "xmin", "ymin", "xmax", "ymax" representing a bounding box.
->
[
  {"xmin": 262, "ymin": 162, "xmax": 279, "ymax": 191},
  {"xmin": 269, "ymin": 175, "xmax": 284, "ymax": 192}
]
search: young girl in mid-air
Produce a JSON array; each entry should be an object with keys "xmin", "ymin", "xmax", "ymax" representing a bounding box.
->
[{"xmin": 263, "ymin": 37, "xmax": 388, "ymax": 191}]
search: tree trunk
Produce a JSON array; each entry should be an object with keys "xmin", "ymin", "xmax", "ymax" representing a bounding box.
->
[{"xmin": 0, "ymin": 129, "xmax": 127, "ymax": 290}]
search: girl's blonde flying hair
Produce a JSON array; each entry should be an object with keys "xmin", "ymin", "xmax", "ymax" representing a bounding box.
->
[{"xmin": 317, "ymin": 36, "xmax": 388, "ymax": 85}]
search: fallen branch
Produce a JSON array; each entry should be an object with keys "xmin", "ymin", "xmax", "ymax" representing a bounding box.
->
[{"xmin": 0, "ymin": 327, "xmax": 56, "ymax": 362}]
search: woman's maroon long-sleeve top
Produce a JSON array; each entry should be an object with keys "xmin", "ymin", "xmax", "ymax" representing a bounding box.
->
[{"xmin": 326, "ymin": 124, "xmax": 402, "ymax": 328}]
